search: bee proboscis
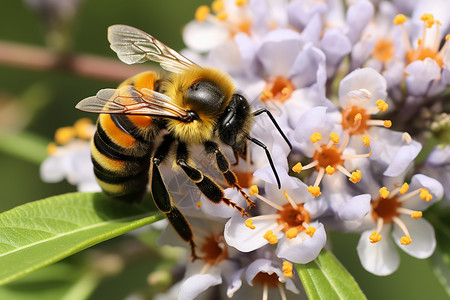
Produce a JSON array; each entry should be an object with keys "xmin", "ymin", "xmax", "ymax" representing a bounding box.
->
[{"xmin": 76, "ymin": 25, "xmax": 291, "ymax": 258}]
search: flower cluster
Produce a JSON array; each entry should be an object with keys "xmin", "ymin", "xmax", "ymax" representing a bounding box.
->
[{"xmin": 41, "ymin": 0, "xmax": 449, "ymax": 298}]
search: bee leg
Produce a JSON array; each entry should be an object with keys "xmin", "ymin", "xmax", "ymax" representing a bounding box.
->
[
  {"xmin": 205, "ymin": 141, "xmax": 255, "ymax": 208},
  {"xmin": 150, "ymin": 135, "xmax": 198, "ymax": 260},
  {"xmin": 176, "ymin": 142, "xmax": 249, "ymax": 217}
]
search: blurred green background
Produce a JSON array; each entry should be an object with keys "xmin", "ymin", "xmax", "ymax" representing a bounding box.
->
[{"xmin": 0, "ymin": 0, "xmax": 448, "ymax": 299}]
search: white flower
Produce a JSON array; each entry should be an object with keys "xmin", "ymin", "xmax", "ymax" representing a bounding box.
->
[
  {"xmin": 355, "ymin": 173, "xmax": 444, "ymax": 276},
  {"xmin": 40, "ymin": 118, "xmax": 100, "ymax": 192},
  {"xmin": 224, "ymin": 167, "xmax": 327, "ymax": 264}
]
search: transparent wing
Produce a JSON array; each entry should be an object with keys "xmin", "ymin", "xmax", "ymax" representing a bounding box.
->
[
  {"xmin": 108, "ymin": 24, "xmax": 198, "ymax": 73},
  {"xmin": 76, "ymin": 85, "xmax": 189, "ymax": 120}
]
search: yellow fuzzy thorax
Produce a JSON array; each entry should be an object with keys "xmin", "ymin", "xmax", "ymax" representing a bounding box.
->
[{"xmin": 164, "ymin": 67, "xmax": 236, "ymax": 144}]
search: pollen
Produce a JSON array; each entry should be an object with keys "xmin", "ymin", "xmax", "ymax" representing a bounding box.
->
[
  {"xmin": 369, "ymin": 231, "xmax": 382, "ymax": 243},
  {"xmin": 325, "ymin": 165, "xmax": 335, "ymax": 175},
  {"xmin": 411, "ymin": 211, "xmax": 423, "ymax": 219},
  {"xmin": 74, "ymin": 118, "xmax": 93, "ymax": 140},
  {"xmin": 250, "ymin": 185, "xmax": 259, "ymax": 196},
  {"xmin": 379, "ymin": 187, "xmax": 390, "ymax": 199},
  {"xmin": 400, "ymin": 183, "xmax": 409, "ymax": 194},
  {"xmin": 400, "ymin": 235, "xmax": 412, "ymax": 245},
  {"xmin": 46, "ymin": 142, "xmax": 57, "ymax": 155},
  {"xmin": 282, "ymin": 261, "xmax": 293, "ymax": 278},
  {"xmin": 292, "ymin": 162, "xmax": 303, "ymax": 173},
  {"xmin": 211, "ymin": 0, "xmax": 224, "ymax": 12},
  {"xmin": 196, "ymin": 201, "xmax": 202, "ymax": 208},
  {"xmin": 263, "ymin": 230, "xmax": 278, "ymax": 244},
  {"xmin": 329, "ymin": 132, "xmax": 340, "ymax": 144},
  {"xmin": 305, "ymin": 226, "xmax": 316, "ymax": 237},
  {"xmin": 310, "ymin": 132, "xmax": 322, "ymax": 143},
  {"xmin": 375, "ymin": 100, "xmax": 389, "ymax": 112},
  {"xmin": 308, "ymin": 186, "xmax": 321, "ymax": 197},
  {"xmin": 195, "ymin": 5, "xmax": 210, "ymax": 22},
  {"xmin": 349, "ymin": 170, "xmax": 362, "ymax": 183},
  {"xmin": 235, "ymin": 0, "xmax": 248, "ymax": 6},
  {"xmin": 393, "ymin": 14, "xmax": 407, "ymax": 25},
  {"xmin": 285, "ymin": 227, "xmax": 299, "ymax": 239},
  {"xmin": 245, "ymin": 218, "xmax": 256, "ymax": 229},
  {"xmin": 384, "ymin": 120, "xmax": 392, "ymax": 128},
  {"xmin": 341, "ymin": 106, "xmax": 370, "ymax": 135},
  {"xmin": 362, "ymin": 135, "xmax": 370, "ymax": 147},
  {"xmin": 55, "ymin": 126, "xmax": 76, "ymax": 145},
  {"xmin": 216, "ymin": 11, "xmax": 228, "ymax": 20},
  {"xmin": 419, "ymin": 188, "xmax": 432, "ymax": 202}
]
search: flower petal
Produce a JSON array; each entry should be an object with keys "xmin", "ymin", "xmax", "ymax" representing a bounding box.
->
[
  {"xmin": 276, "ymin": 222, "xmax": 326, "ymax": 264},
  {"xmin": 403, "ymin": 174, "xmax": 444, "ymax": 210},
  {"xmin": 392, "ymin": 216, "xmax": 436, "ymax": 259},
  {"xmin": 179, "ymin": 264, "xmax": 222, "ymax": 300},
  {"xmin": 356, "ymin": 225, "xmax": 399, "ymax": 276}
]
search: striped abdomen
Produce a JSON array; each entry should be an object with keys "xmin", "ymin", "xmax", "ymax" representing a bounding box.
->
[{"xmin": 91, "ymin": 72, "xmax": 162, "ymax": 203}]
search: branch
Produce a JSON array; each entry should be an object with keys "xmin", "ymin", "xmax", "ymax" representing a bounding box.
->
[{"xmin": 0, "ymin": 40, "xmax": 156, "ymax": 82}]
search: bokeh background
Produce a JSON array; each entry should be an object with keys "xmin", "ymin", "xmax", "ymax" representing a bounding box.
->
[{"xmin": 0, "ymin": 0, "xmax": 447, "ymax": 299}]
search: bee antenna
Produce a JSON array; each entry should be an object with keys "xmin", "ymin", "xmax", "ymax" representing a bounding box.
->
[
  {"xmin": 247, "ymin": 136, "xmax": 281, "ymax": 189},
  {"xmin": 253, "ymin": 108, "xmax": 292, "ymax": 150}
]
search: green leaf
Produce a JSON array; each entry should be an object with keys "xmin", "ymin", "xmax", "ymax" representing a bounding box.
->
[
  {"xmin": 0, "ymin": 130, "xmax": 48, "ymax": 164},
  {"xmin": 296, "ymin": 248, "xmax": 367, "ymax": 300},
  {"xmin": 427, "ymin": 205, "xmax": 450, "ymax": 297},
  {"xmin": 0, "ymin": 192, "xmax": 163, "ymax": 285}
]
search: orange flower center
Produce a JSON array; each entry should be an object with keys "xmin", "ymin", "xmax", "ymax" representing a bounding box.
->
[
  {"xmin": 312, "ymin": 145, "xmax": 344, "ymax": 171},
  {"xmin": 260, "ymin": 77, "xmax": 295, "ymax": 102},
  {"xmin": 276, "ymin": 203, "xmax": 311, "ymax": 232},
  {"xmin": 406, "ymin": 48, "xmax": 443, "ymax": 67},
  {"xmin": 371, "ymin": 195, "xmax": 401, "ymax": 223},
  {"xmin": 373, "ymin": 38, "xmax": 395, "ymax": 63},
  {"xmin": 201, "ymin": 234, "xmax": 228, "ymax": 265},
  {"xmin": 341, "ymin": 106, "xmax": 370, "ymax": 135}
]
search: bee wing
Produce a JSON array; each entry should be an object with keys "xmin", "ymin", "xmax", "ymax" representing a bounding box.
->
[
  {"xmin": 108, "ymin": 24, "xmax": 198, "ymax": 73},
  {"xmin": 76, "ymin": 85, "xmax": 189, "ymax": 120}
]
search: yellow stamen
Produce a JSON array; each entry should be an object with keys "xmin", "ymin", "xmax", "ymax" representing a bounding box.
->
[
  {"xmin": 46, "ymin": 142, "xmax": 57, "ymax": 155},
  {"xmin": 354, "ymin": 113, "xmax": 362, "ymax": 123},
  {"xmin": 446, "ymin": 34, "xmax": 450, "ymax": 41},
  {"xmin": 329, "ymin": 132, "xmax": 340, "ymax": 144},
  {"xmin": 307, "ymin": 186, "xmax": 321, "ymax": 197},
  {"xmin": 400, "ymin": 235, "xmax": 412, "ymax": 245},
  {"xmin": 362, "ymin": 135, "xmax": 370, "ymax": 147},
  {"xmin": 393, "ymin": 14, "xmax": 407, "ymax": 25},
  {"xmin": 375, "ymin": 100, "xmax": 388, "ymax": 112},
  {"xmin": 195, "ymin": 5, "xmax": 210, "ymax": 22},
  {"xmin": 292, "ymin": 162, "xmax": 303, "ymax": 173},
  {"xmin": 369, "ymin": 231, "xmax": 382, "ymax": 243},
  {"xmin": 285, "ymin": 228, "xmax": 299, "ymax": 239},
  {"xmin": 216, "ymin": 11, "xmax": 228, "ymax": 20},
  {"xmin": 419, "ymin": 188, "xmax": 432, "ymax": 202},
  {"xmin": 73, "ymin": 118, "xmax": 93, "ymax": 140},
  {"xmin": 400, "ymin": 183, "xmax": 409, "ymax": 194},
  {"xmin": 325, "ymin": 165, "xmax": 335, "ymax": 175},
  {"xmin": 245, "ymin": 218, "xmax": 256, "ymax": 229},
  {"xmin": 263, "ymin": 230, "xmax": 278, "ymax": 244},
  {"xmin": 282, "ymin": 261, "xmax": 293, "ymax": 278},
  {"xmin": 196, "ymin": 201, "xmax": 201, "ymax": 208},
  {"xmin": 379, "ymin": 187, "xmax": 390, "ymax": 199},
  {"xmin": 55, "ymin": 126, "xmax": 76, "ymax": 145},
  {"xmin": 349, "ymin": 170, "xmax": 362, "ymax": 184},
  {"xmin": 235, "ymin": 0, "xmax": 247, "ymax": 6},
  {"xmin": 310, "ymin": 132, "xmax": 322, "ymax": 143},
  {"xmin": 211, "ymin": 0, "xmax": 224, "ymax": 12},
  {"xmin": 305, "ymin": 226, "xmax": 316, "ymax": 237},
  {"xmin": 384, "ymin": 120, "xmax": 392, "ymax": 128},
  {"xmin": 250, "ymin": 185, "xmax": 259, "ymax": 196},
  {"xmin": 411, "ymin": 211, "xmax": 422, "ymax": 219}
]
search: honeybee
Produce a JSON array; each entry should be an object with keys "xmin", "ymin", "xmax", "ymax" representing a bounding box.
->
[{"xmin": 76, "ymin": 25, "xmax": 291, "ymax": 258}]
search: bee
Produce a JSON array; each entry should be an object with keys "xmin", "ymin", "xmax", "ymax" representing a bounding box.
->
[{"xmin": 76, "ymin": 25, "xmax": 291, "ymax": 259}]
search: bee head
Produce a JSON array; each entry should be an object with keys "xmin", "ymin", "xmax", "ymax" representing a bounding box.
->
[{"xmin": 217, "ymin": 94, "xmax": 252, "ymax": 152}]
